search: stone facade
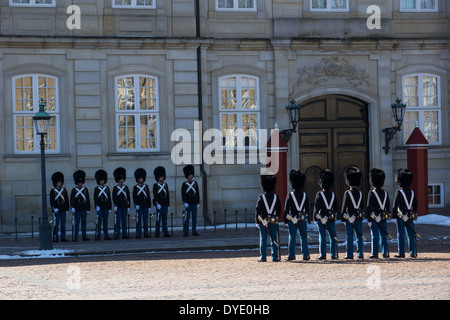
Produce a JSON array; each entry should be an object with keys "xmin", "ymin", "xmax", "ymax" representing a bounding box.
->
[{"xmin": 0, "ymin": 0, "xmax": 448, "ymax": 232}]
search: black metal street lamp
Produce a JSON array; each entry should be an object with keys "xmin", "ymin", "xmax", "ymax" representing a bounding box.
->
[
  {"xmin": 281, "ymin": 100, "xmax": 302, "ymax": 143},
  {"xmin": 33, "ymin": 98, "xmax": 53, "ymax": 251},
  {"xmin": 382, "ymin": 98, "xmax": 407, "ymax": 154}
]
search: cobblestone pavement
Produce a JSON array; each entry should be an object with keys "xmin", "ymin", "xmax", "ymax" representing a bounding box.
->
[{"xmin": 0, "ymin": 223, "xmax": 449, "ymax": 300}]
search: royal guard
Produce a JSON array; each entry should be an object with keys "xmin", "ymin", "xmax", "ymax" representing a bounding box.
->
[
  {"xmin": 181, "ymin": 165, "xmax": 200, "ymax": 236},
  {"xmin": 49, "ymin": 172, "xmax": 70, "ymax": 242},
  {"xmin": 284, "ymin": 170, "xmax": 310, "ymax": 261},
  {"xmin": 255, "ymin": 174, "xmax": 281, "ymax": 262},
  {"xmin": 112, "ymin": 167, "xmax": 130, "ymax": 239},
  {"xmin": 70, "ymin": 170, "xmax": 91, "ymax": 241},
  {"xmin": 153, "ymin": 166, "xmax": 171, "ymax": 237},
  {"xmin": 341, "ymin": 166, "xmax": 365, "ymax": 259},
  {"xmin": 367, "ymin": 168, "xmax": 391, "ymax": 259},
  {"xmin": 313, "ymin": 170, "xmax": 339, "ymax": 260},
  {"xmin": 133, "ymin": 168, "xmax": 151, "ymax": 238},
  {"xmin": 393, "ymin": 169, "xmax": 419, "ymax": 258},
  {"xmin": 94, "ymin": 170, "xmax": 112, "ymax": 240}
]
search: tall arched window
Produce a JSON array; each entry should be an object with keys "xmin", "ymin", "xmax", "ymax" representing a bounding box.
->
[
  {"xmin": 403, "ymin": 73, "xmax": 441, "ymax": 145},
  {"xmin": 115, "ymin": 74, "xmax": 160, "ymax": 152},
  {"xmin": 219, "ymin": 74, "xmax": 260, "ymax": 148},
  {"xmin": 13, "ymin": 74, "xmax": 59, "ymax": 153}
]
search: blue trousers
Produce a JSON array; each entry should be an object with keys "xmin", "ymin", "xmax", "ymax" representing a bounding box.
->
[
  {"xmin": 370, "ymin": 220, "xmax": 389, "ymax": 256},
  {"xmin": 115, "ymin": 208, "xmax": 128, "ymax": 238},
  {"xmin": 156, "ymin": 206, "xmax": 169, "ymax": 236},
  {"xmin": 259, "ymin": 223, "xmax": 278, "ymax": 261},
  {"xmin": 53, "ymin": 211, "xmax": 67, "ymax": 241},
  {"xmin": 184, "ymin": 205, "xmax": 198, "ymax": 235},
  {"xmin": 345, "ymin": 220, "xmax": 364, "ymax": 258},
  {"xmin": 95, "ymin": 210, "xmax": 110, "ymax": 239},
  {"xmin": 74, "ymin": 211, "xmax": 88, "ymax": 240},
  {"xmin": 396, "ymin": 219, "xmax": 416, "ymax": 256},
  {"xmin": 287, "ymin": 220, "xmax": 309, "ymax": 259},
  {"xmin": 136, "ymin": 207, "xmax": 149, "ymax": 237},
  {"xmin": 318, "ymin": 220, "xmax": 338, "ymax": 258}
]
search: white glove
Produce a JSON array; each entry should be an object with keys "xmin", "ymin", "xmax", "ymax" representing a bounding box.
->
[
  {"xmin": 114, "ymin": 206, "xmax": 117, "ymax": 211},
  {"xmin": 96, "ymin": 206, "xmax": 100, "ymax": 212},
  {"xmin": 320, "ymin": 215, "xmax": 328, "ymax": 225},
  {"xmin": 348, "ymin": 215, "xmax": 356, "ymax": 224},
  {"xmin": 292, "ymin": 216, "xmax": 298, "ymax": 225},
  {"xmin": 184, "ymin": 203, "xmax": 189, "ymax": 209},
  {"xmin": 136, "ymin": 205, "xmax": 140, "ymax": 210},
  {"xmin": 368, "ymin": 222, "xmax": 372, "ymax": 227},
  {"xmin": 402, "ymin": 214, "xmax": 409, "ymax": 222},
  {"xmin": 87, "ymin": 211, "xmax": 90, "ymax": 215},
  {"xmin": 261, "ymin": 219, "xmax": 269, "ymax": 228},
  {"xmin": 375, "ymin": 215, "xmax": 381, "ymax": 223},
  {"xmin": 54, "ymin": 208, "xmax": 59, "ymax": 213},
  {"xmin": 197, "ymin": 204, "xmax": 200, "ymax": 208},
  {"xmin": 157, "ymin": 204, "xmax": 161, "ymax": 210},
  {"xmin": 72, "ymin": 208, "xmax": 76, "ymax": 213}
]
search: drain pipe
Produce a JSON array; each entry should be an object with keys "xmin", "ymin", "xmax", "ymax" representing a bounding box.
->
[{"xmin": 196, "ymin": 0, "xmax": 212, "ymax": 225}]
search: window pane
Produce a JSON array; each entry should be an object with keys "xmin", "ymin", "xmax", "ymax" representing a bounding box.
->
[
  {"xmin": 312, "ymin": 0, "xmax": 327, "ymax": 9},
  {"xmin": 118, "ymin": 115, "xmax": 136, "ymax": 150},
  {"xmin": 421, "ymin": 0, "xmax": 435, "ymax": 9},
  {"xmin": 242, "ymin": 113, "xmax": 259, "ymax": 147},
  {"xmin": 117, "ymin": 77, "xmax": 135, "ymax": 111},
  {"xmin": 220, "ymin": 77, "xmax": 237, "ymax": 110},
  {"xmin": 139, "ymin": 77, "xmax": 157, "ymax": 111},
  {"xmin": 404, "ymin": 111, "xmax": 419, "ymax": 142},
  {"xmin": 331, "ymin": 0, "xmax": 346, "ymax": 9},
  {"xmin": 140, "ymin": 115, "xmax": 158, "ymax": 149},
  {"xmin": 423, "ymin": 111, "xmax": 439, "ymax": 143},
  {"xmin": 238, "ymin": 0, "xmax": 254, "ymax": 9},
  {"xmin": 423, "ymin": 75, "xmax": 438, "ymax": 107},
  {"xmin": 221, "ymin": 113, "xmax": 237, "ymax": 147},
  {"xmin": 402, "ymin": 0, "xmax": 416, "ymax": 9},
  {"xmin": 403, "ymin": 76, "xmax": 419, "ymax": 107}
]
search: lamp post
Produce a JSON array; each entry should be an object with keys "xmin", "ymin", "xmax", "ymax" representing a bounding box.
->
[
  {"xmin": 280, "ymin": 100, "xmax": 302, "ymax": 143},
  {"xmin": 382, "ymin": 98, "xmax": 407, "ymax": 154},
  {"xmin": 33, "ymin": 98, "xmax": 53, "ymax": 251}
]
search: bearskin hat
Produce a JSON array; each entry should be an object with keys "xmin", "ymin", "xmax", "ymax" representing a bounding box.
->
[
  {"xmin": 345, "ymin": 166, "xmax": 362, "ymax": 187},
  {"xmin": 51, "ymin": 172, "xmax": 64, "ymax": 187},
  {"xmin": 396, "ymin": 168, "xmax": 413, "ymax": 188},
  {"xmin": 319, "ymin": 170, "xmax": 334, "ymax": 190},
  {"xmin": 113, "ymin": 167, "xmax": 127, "ymax": 183},
  {"xmin": 95, "ymin": 170, "xmax": 108, "ymax": 185},
  {"xmin": 73, "ymin": 170, "xmax": 86, "ymax": 185},
  {"xmin": 370, "ymin": 168, "xmax": 385, "ymax": 189},
  {"xmin": 183, "ymin": 165, "xmax": 195, "ymax": 179},
  {"xmin": 154, "ymin": 166, "xmax": 166, "ymax": 181},
  {"xmin": 289, "ymin": 169, "xmax": 305, "ymax": 190},
  {"xmin": 261, "ymin": 174, "xmax": 277, "ymax": 193},
  {"xmin": 134, "ymin": 168, "xmax": 147, "ymax": 183}
]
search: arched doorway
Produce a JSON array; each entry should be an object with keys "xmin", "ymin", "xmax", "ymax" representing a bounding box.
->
[{"xmin": 298, "ymin": 95, "xmax": 370, "ymax": 211}]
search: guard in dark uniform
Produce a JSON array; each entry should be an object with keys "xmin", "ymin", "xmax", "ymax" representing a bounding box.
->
[
  {"xmin": 94, "ymin": 170, "xmax": 112, "ymax": 240},
  {"xmin": 313, "ymin": 170, "xmax": 339, "ymax": 260},
  {"xmin": 112, "ymin": 167, "xmax": 130, "ymax": 239},
  {"xmin": 284, "ymin": 170, "xmax": 310, "ymax": 261},
  {"xmin": 49, "ymin": 172, "xmax": 70, "ymax": 242},
  {"xmin": 341, "ymin": 166, "xmax": 365, "ymax": 259},
  {"xmin": 255, "ymin": 174, "xmax": 281, "ymax": 262},
  {"xmin": 367, "ymin": 168, "xmax": 391, "ymax": 259},
  {"xmin": 393, "ymin": 169, "xmax": 418, "ymax": 258},
  {"xmin": 133, "ymin": 168, "xmax": 151, "ymax": 238},
  {"xmin": 181, "ymin": 165, "xmax": 200, "ymax": 236},
  {"xmin": 70, "ymin": 170, "xmax": 91, "ymax": 241},
  {"xmin": 153, "ymin": 166, "xmax": 171, "ymax": 237}
]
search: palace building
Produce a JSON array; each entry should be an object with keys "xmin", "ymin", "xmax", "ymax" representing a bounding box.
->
[{"xmin": 0, "ymin": 0, "xmax": 448, "ymax": 232}]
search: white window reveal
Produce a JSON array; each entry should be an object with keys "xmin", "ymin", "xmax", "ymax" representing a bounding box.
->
[
  {"xmin": 216, "ymin": 0, "xmax": 256, "ymax": 11},
  {"xmin": 311, "ymin": 0, "xmax": 349, "ymax": 12},
  {"xmin": 112, "ymin": 0, "xmax": 155, "ymax": 9},
  {"xmin": 400, "ymin": 0, "xmax": 438, "ymax": 12},
  {"xmin": 10, "ymin": 0, "xmax": 56, "ymax": 7}
]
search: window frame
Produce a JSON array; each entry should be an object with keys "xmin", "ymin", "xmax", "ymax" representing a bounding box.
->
[
  {"xmin": 310, "ymin": 0, "xmax": 350, "ymax": 12},
  {"xmin": 9, "ymin": 0, "xmax": 56, "ymax": 7},
  {"xmin": 12, "ymin": 74, "xmax": 60, "ymax": 154},
  {"xmin": 114, "ymin": 74, "xmax": 160, "ymax": 153},
  {"xmin": 400, "ymin": 0, "xmax": 438, "ymax": 12},
  {"xmin": 428, "ymin": 183, "xmax": 444, "ymax": 208},
  {"xmin": 112, "ymin": 0, "xmax": 156, "ymax": 9},
  {"xmin": 218, "ymin": 74, "xmax": 261, "ymax": 150},
  {"xmin": 402, "ymin": 73, "xmax": 442, "ymax": 146},
  {"xmin": 216, "ymin": 0, "xmax": 257, "ymax": 12}
]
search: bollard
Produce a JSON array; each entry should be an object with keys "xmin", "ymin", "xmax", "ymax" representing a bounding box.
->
[
  {"xmin": 235, "ymin": 210, "xmax": 238, "ymax": 233},
  {"xmin": 244, "ymin": 208, "xmax": 248, "ymax": 230},
  {"xmin": 224, "ymin": 209, "xmax": 227, "ymax": 232},
  {"xmin": 214, "ymin": 211, "xmax": 217, "ymax": 233},
  {"xmin": 15, "ymin": 217, "xmax": 18, "ymax": 241},
  {"xmin": 31, "ymin": 216, "xmax": 34, "ymax": 239}
]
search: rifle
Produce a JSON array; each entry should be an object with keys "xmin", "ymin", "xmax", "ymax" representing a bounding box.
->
[
  {"xmin": 52, "ymin": 211, "xmax": 57, "ymax": 240},
  {"xmin": 286, "ymin": 214, "xmax": 312, "ymax": 240},
  {"xmin": 343, "ymin": 213, "xmax": 367, "ymax": 240},
  {"xmin": 258, "ymin": 216, "xmax": 278, "ymax": 247},
  {"xmin": 370, "ymin": 212, "xmax": 393, "ymax": 239},
  {"xmin": 95, "ymin": 210, "xmax": 99, "ymax": 239}
]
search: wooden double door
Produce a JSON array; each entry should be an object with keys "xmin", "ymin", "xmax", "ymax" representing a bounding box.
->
[{"xmin": 298, "ymin": 95, "xmax": 370, "ymax": 211}]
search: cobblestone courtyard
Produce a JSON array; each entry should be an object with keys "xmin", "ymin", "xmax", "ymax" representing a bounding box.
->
[{"xmin": 1, "ymin": 244, "xmax": 449, "ymax": 300}]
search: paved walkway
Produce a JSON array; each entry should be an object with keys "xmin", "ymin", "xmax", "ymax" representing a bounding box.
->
[{"xmin": 1, "ymin": 220, "xmax": 449, "ymax": 258}]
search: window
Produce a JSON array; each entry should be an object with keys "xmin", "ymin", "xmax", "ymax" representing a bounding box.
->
[
  {"xmin": 219, "ymin": 75, "xmax": 260, "ymax": 148},
  {"xmin": 112, "ymin": 0, "xmax": 155, "ymax": 9},
  {"xmin": 428, "ymin": 183, "xmax": 444, "ymax": 208},
  {"xmin": 13, "ymin": 75, "xmax": 59, "ymax": 154},
  {"xmin": 216, "ymin": 0, "xmax": 256, "ymax": 11},
  {"xmin": 403, "ymin": 74, "xmax": 441, "ymax": 145},
  {"xmin": 115, "ymin": 75, "xmax": 160, "ymax": 152},
  {"xmin": 400, "ymin": 0, "xmax": 438, "ymax": 12},
  {"xmin": 311, "ymin": 0, "xmax": 349, "ymax": 11},
  {"xmin": 10, "ymin": 0, "xmax": 55, "ymax": 6}
]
